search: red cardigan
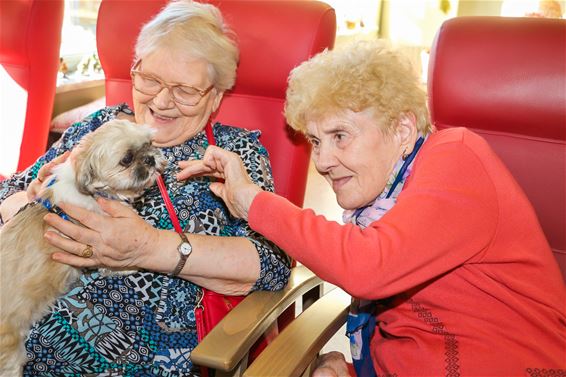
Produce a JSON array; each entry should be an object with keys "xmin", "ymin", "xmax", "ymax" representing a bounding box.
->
[{"xmin": 249, "ymin": 128, "xmax": 565, "ymax": 376}]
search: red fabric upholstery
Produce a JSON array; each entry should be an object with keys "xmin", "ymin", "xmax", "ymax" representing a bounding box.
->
[
  {"xmin": 96, "ymin": 0, "xmax": 336, "ymax": 207},
  {"xmin": 0, "ymin": 0, "xmax": 64, "ymax": 172},
  {"xmin": 428, "ymin": 17, "xmax": 566, "ymax": 281}
]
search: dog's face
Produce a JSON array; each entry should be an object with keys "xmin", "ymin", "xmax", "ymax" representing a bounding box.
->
[{"xmin": 72, "ymin": 119, "xmax": 167, "ymax": 200}]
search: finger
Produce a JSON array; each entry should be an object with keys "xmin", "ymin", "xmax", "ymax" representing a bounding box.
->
[
  {"xmin": 56, "ymin": 201, "xmax": 107, "ymax": 231},
  {"xmin": 177, "ymin": 160, "xmax": 196, "ymax": 169},
  {"xmin": 38, "ymin": 151, "xmax": 70, "ymax": 180},
  {"xmin": 30, "ymin": 152, "xmax": 70, "ymax": 200},
  {"xmin": 45, "ymin": 232, "xmax": 98, "ymax": 268},
  {"xmin": 51, "ymin": 250, "xmax": 98, "ymax": 268},
  {"xmin": 52, "ymin": 150, "xmax": 71, "ymax": 164},
  {"xmin": 36, "ymin": 165, "xmax": 51, "ymax": 182},
  {"xmin": 208, "ymin": 183, "xmax": 243, "ymax": 219},
  {"xmin": 176, "ymin": 160, "xmax": 210, "ymax": 180},
  {"xmin": 178, "ymin": 160, "xmax": 213, "ymax": 171},
  {"xmin": 96, "ymin": 197, "xmax": 135, "ymax": 218},
  {"xmin": 43, "ymin": 212, "xmax": 98, "ymax": 245},
  {"xmin": 26, "ymin": 181, "xmax": 42, "ymax": 201},
  {"xmin": 177, "ymin": 146, "xmax": 231, "ymax": 180},
  {"xmin": 44, "ymin": 229, "xmax": 84, "ymax": 255},
  {"xmin": 176, "ymin": 163, "xmax": 225, "ymax": 181},
  {"xmin": 208, "ymin": 181, "xmax": 225, "ymax": 199}
]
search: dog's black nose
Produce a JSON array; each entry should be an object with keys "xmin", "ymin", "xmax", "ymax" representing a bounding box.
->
[
  {"xmin": 144, "ymin": 156, "xmax": 155, "ymax": 166},
  {"xmin": 135, "ymin": 167, "xmax": 149, "ymax": 181}
]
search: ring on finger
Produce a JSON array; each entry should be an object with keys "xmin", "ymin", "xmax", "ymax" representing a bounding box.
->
[{"xmin": 80, "ymin": 244, "xmax": 93, "ymax": 258}]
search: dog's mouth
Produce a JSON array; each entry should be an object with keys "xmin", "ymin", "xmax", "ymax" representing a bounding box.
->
[
  {"xmin": 138, "ymin": 152, "xmax": 168, "ymax": 187},
  {"xmin": 154, "ymin": 153, "xmax": 168, "ymax": 175}
]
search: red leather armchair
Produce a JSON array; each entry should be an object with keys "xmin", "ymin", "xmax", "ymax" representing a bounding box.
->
[
  {"xmin": 97, "ymin": 0, "xmax": 336, "ymax": 207},
  {"xmin": 428, "ymin": 16, "xmax": 566, "ymax": 282},
  {"xmin": 0, "ymin": 0, "xmax": 64, "ymax": 176}
]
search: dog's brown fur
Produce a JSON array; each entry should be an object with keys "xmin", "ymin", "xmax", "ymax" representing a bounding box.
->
[
  {"xmin": 0, "ymin": 199, "xmax": 80, "ymax": 372},
  {"xmin": 0, "ymin": 119, "xmax": 166, "ymax": 375}
]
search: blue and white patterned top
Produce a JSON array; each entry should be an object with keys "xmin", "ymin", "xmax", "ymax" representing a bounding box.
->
[{"xmin": 0, "ymin": 104, "xmax": 291, "ymax": 376}]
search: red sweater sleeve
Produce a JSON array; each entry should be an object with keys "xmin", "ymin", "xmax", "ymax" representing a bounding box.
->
[{"xmin": 249, "ymin": 139, "xmax": 499, "ymax": 299}]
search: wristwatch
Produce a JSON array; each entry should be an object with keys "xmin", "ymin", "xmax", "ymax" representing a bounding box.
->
[{"xmin": 171, "ymin": 232, "xmax": 192, "ymax": 276}]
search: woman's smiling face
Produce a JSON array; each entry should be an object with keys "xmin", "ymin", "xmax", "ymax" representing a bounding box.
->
[
  {"xmin": 306, "ymin": 109, "xmax": 405, "ymax": 210},
  {"xmin": 132, "ymin": 48, "xmax": 222, "ymax": 147}
]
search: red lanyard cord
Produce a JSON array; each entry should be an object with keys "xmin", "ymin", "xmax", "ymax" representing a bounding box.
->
[{"xmin": 157, "ymin": 123, "xmax": 215, "ymax": 233}]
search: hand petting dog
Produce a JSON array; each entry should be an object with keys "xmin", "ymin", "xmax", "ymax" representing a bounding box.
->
[{"xmin": 46, "ymin": 198, "xmax": 159, "ymax": 271}]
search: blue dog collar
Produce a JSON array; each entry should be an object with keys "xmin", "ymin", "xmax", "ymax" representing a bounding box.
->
[
  {"xmin": 36, "ymin": 177, "xmax": 70, "ymax": 221},
  {"xmin": 37, "ymin": 196, "xmax": 70, "ymax": 221}
]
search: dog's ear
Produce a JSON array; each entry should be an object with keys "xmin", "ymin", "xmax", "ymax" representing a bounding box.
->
[{"xmin": 73, "ymin": 134, "xmax": 99, "ymax": 195}]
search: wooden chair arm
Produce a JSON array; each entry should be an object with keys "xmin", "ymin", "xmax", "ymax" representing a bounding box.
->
[
  {"xmin": 191, "ymin": 265, "xmax": 323, "ymax": 375},
  {"xmin": 243, "ymin": 287, "xmax": 351, "ymax": 377}
]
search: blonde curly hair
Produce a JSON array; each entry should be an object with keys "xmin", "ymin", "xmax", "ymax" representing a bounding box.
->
[
  {"xmin": 284, "ymin": 41, "xmax": 431, "ymax": 135},
  {"xmin": 135, "ymin": 0, "xmax": 239, "ymax": 92}
]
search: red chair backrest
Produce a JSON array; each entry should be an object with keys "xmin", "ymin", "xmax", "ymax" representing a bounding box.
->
[
  {"xmin": 428, "ymin": 16, "xmax": 566, "ymax": 280},
  {"xmin": 0, "ymin": 0, "xmax": 64, "ymax": 174},
  {"xmin": 96, "ymin": 0, "xmax": 336, "ymax": 207}
]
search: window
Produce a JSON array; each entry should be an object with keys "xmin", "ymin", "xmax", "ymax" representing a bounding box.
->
[{"xmin": 58, "ymin": 0, "xmax": 103, "ymax": 82}]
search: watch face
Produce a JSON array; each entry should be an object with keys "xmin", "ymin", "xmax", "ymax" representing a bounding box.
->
[{"xmin": 179, "ymin": 242, "xmax": 192, "ymax": 256}]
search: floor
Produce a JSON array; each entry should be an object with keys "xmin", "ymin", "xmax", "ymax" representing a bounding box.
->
[{"xmin": 299, "ymin": 160, "xmax": 352, "ymax": 361}]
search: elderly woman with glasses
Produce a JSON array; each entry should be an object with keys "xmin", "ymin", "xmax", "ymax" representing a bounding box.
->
[
  {"xmin": 0, "ymin": 1, "xmax": 289, "ymax": 375},
  {"xmin": 178, "ymin": 41, "xmax": 565, "ymax": 376}
]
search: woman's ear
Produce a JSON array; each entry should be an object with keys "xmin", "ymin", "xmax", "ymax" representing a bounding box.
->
[
  {"xmin": 211, "ymin": 90, "xmax": 224, "ymax": 113},
  {"xmin": 397, "ymin": 112, "xmax": 418, "ymax": 152}
]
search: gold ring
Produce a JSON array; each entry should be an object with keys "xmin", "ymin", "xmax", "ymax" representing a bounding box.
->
[
  {"xmin": 37, "ymin": 176, "xmax": 44, "ymax": 183},
  {"xmin": 80, "ymin": 245, "xmax": 93, "ymax": 258}
]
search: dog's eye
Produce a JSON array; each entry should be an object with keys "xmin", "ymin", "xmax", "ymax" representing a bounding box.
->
[
  {"xmin": 120, "ymin": 151, "xmax": 134, "ymax": 167},
  {"xmin": 144, "ymin": 155, "xmax": 155, "ymax": 166}
]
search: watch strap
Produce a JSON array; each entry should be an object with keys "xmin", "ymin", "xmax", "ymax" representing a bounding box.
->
[{"xmin": 171, "ymin": 232, "xmax": 191, "ymax": 277}]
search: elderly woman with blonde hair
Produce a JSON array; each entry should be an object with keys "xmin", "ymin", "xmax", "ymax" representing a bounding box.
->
[
  {"xmin": 0, "ymin": 1, "xmax": 290, "ymax": 375},
  {"xmin": 179, "ymin": 41, "xmax": 565, "ymax": 376}
]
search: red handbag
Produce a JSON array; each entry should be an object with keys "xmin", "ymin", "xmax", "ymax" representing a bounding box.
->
[
  {"xmin": 194, "ymin": 289, "xmax": 246, "ymax": 377},
  {"xmin": 195, "ymin": 288, "xmax": 245, "ymax": 342}
]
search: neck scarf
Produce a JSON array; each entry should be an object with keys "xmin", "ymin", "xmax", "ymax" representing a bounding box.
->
[
  {"xmin": 344, "ymin": 135, "xmax": 426, "ymax": 377},
  {"xmin": 343, "ymin": 136, "xmax": 425, "ymax": 229}
]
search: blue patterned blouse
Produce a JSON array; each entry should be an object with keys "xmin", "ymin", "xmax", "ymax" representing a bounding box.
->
[{"xmin": 0, "ymin": 104, "xmax": 291, "ymax": 376}]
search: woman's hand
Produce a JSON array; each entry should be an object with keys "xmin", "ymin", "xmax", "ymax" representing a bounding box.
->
[
  {"xmin": 0, "ymin": 152, "xmax": 70, "ymax": 223},
  {"xmin": 177, "ymin": 146, "xmax": 262, "ymax": 220},
  {"xmin": 312, "ymin": 352, "xmax": 352, "ymax": 377},
  {"xmin": 27, "ymin": 151, "xmax": 70, "ymax": 201},
  {"xmin": 44, "ymin": 198, "xmax": 159, "ymax": 270}
]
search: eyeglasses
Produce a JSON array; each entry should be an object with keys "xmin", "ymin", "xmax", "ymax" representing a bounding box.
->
[{"xmin": 130, "ymin": 60, "xmax": 214, "ymax": 106}]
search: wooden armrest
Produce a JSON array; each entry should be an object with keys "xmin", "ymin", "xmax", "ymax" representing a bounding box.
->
[
  {"xmin": 191, "ymin": 265, "xmax": 322, "ymax": 374},
  {"xmin": 243, "ymin": 288, "xmax": 351, "ymax": 377}
]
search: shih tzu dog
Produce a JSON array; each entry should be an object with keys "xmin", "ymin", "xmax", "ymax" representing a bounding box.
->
[{"xmin": 0, "ymin": 119, "xmax": 167, "ymax": 374}]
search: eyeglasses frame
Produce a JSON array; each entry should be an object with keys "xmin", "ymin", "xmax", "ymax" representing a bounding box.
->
[{"xmin": 129, "ymin": 59, "xmax": 214, "ymax": 107}]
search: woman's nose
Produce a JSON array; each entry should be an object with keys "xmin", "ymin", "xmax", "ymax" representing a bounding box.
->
[
  {"xmin": 314, "ymin": 143, "xmax": 337, "ymax": 173},
  {"xmin": 152, "ymin": 87, "xmax": 174, "ymax": 108}
]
